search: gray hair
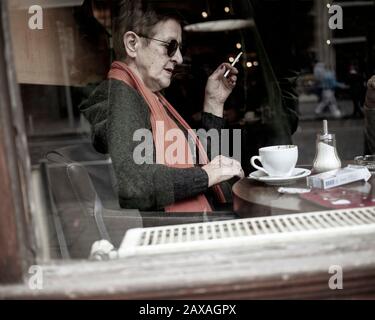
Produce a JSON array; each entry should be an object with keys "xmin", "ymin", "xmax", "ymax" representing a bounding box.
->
[{"xmin": 112, "ymin": 0, "xmax": 182, "ymax": 61}]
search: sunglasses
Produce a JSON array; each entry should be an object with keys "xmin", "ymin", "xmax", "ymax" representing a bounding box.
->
[{"xmin": 139, "ymin": 35, "xmax": 183, "ymax": 57}]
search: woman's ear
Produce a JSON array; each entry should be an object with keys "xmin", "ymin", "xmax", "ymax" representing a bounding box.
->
[{"xmin": 123, "ymin": 31, "xmax": 138, "ymax": 58}]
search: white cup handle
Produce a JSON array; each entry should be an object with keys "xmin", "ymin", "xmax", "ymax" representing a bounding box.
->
[{"xmin": 250, "ymin": 156, "xmax": 268, "ymax": 174}]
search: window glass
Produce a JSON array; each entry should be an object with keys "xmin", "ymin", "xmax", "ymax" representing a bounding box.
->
[{"xmin": 7, "ymin": 0, "xmax": 375, "ymax": 260}]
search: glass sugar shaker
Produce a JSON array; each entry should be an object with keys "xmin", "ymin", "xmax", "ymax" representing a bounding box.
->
[{"xmin": 312, "ymin": 120, "xmax": 341, "ymax": 173}]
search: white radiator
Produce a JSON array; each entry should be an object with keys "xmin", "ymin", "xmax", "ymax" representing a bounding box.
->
[{"xmin": 118, "ymin": 206, "xmax": 375, "ymax": 258}]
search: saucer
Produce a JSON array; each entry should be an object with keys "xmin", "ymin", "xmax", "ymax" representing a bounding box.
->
[{"xmin": 248, "ymin": 168, "xmax": 311, "ymax": 186}]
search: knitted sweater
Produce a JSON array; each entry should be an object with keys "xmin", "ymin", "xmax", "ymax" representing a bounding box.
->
[{"xmin": 80, "ymin": 79, "xmax": 227, "ymax": 210}]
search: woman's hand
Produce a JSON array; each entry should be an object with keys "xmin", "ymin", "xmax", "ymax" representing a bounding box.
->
[
  {"xmin": 366, "ymin": 75, "xmax": 375, "ymax": 109},
  {"xmin": 203, "ymin": 63, "xmax": 238, "ymax": 118},
  {"xmin": 202, "ymin": 155, "xmax": 244, "ymax": 188}
]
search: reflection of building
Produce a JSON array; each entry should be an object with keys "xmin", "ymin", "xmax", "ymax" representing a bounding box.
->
[
  {"xmin": 9, "ymin": 0, "xmax": 111, "ymax": 134},
  {"xmin": 314, "ymin": 0, "xmax": 375, "ymax": 77}
]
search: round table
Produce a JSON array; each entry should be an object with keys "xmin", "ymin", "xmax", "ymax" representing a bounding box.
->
[{"xmin": 232, "ymin": 169, "xmax": 375, "ymax": 218}]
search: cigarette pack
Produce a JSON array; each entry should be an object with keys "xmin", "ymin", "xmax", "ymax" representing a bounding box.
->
[{"xmin": 306, "ymin": 165, "xmax": 371, "ymax": 189}]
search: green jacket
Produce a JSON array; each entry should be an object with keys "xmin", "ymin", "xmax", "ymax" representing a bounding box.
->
[{"xmin": 80, "ymin": 79, "xmax": 230, "ymax": 210}]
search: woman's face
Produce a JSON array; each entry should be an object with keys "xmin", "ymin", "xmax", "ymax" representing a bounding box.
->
[{"xmin": 135, "ymin": 19, "xmax": 183, "ymax": 92}]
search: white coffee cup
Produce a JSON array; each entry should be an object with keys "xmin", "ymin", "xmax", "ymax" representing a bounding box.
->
[{"xmin": 250, "ymin": 145, "xmax": 298, "ymax": 177}]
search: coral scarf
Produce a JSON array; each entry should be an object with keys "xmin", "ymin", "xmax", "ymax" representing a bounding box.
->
[{"xmin": 108, "ymin": 61, "xmax": 226, "ymax": 212}]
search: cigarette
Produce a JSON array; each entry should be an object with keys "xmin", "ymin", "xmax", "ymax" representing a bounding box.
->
[{"xmin": 224, "ymin": 52, "xmax": 243, "ymax": 78}]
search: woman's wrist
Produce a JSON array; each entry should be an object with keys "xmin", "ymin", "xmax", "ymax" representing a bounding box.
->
[
  {"xmin": 201, "ymin": 165, "xmax": 215, "ymax": 187},
  {"xmin": 203, "ymin": 98, "xmax": 224, "ymax": 118}
]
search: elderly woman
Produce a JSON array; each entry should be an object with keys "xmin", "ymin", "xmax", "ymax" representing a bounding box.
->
[{"xmin": 80, "ymin": 1, "xmax": 244, "ymax": 212}]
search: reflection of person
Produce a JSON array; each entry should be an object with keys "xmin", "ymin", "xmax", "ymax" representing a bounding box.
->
[
  {"xmin": 313, "ymin": 61, "xmax": 325, "ymax": 101},
  {"xmin": 314, "ymin": 68, "xmax": 342, "ymax": 118},
  {"xmin": 364, "ymin": 75, "xmax": 375, "ymax": 154},
  {"xmin": 80, "ymin": 1, "xmax": 244, "ymax": 212}
]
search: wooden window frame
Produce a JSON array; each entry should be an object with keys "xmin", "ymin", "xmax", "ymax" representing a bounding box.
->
[
  {"xmin": 1, "ymin": 0, "xmax": 375, "ymax": 299},
  {"xmin": 0, "ymin": 0, "xmax": 36, "ymax": 284}
]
